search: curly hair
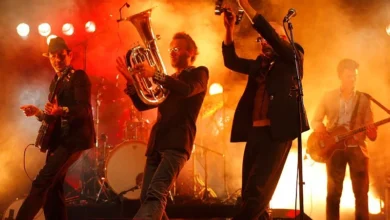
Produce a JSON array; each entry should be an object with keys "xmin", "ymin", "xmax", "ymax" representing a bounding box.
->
[{"xmin": 172, "ymin": 32, "xmax": 199, "ymax": 62}]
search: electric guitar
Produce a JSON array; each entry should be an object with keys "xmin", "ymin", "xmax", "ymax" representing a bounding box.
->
[
  {"xmin": 35, "ymin": 68, "xmax": 71, "ymax": 153},
  {"xmin": 307, "ymin": 117, "xmax": 390, "ymax": 163}
]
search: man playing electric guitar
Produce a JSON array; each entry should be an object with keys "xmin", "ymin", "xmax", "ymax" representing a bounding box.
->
[
  {"xmin": 310, "ymin": 58, "xmax": 377, "ymax": 220},
  {"xmin": 18, "ymin": 37, "xmax": 95, "ymax": 220}
]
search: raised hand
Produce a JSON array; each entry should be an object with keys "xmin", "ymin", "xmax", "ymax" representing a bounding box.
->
[
  {"xmin": 133, "ymin": 61, "xmax": 156, "ymax": 78},
  {"xmin": 223, "ymin": 7, "xmax": 236, "ymax": 31}
]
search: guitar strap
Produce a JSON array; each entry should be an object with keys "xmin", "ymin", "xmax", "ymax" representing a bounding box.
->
[{"xmin": 349, "ymin": 91, "xmax": 361, "ymax": 130}]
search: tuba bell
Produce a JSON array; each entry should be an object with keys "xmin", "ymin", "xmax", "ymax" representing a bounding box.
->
[{"xmin": 124, "ymin": 8, "xmax": 169, "ymax": 105}]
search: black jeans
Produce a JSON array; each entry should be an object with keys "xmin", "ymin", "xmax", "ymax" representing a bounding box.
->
[
  {"xmin": 133, "ymin": 149, "xmax": 188, "ymax": 220},
  {"xmin": 16, "ymin": 145, "xmax": 83, "ymax": 220},
  {"xmin": 233, "ymin": 126, "xmax": 292, "ymax": 220},
  {"xmin": 326, "ymin": 147, "xmax": 369, "ymax": 220}
]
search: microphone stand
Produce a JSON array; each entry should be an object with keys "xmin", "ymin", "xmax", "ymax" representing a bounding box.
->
[{"xmin": 285, "ymin": 20, "xmax": 305, "ymax": 220}]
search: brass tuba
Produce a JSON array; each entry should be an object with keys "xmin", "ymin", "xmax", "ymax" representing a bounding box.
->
[{"xmin": 124, "ymin": 8, "xmax": 169, "ymax": 105}]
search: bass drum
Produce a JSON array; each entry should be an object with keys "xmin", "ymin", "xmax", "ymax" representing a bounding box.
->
[
  {"xmin": 106, "ymin": 141, "xmax": 147, "ymax": 200},
  {"xmin": 2, "ymin": 198, "xmax": 45, "ymax": 220}
]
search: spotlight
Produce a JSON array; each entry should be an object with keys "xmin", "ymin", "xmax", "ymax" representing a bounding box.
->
[
  {"xmin": 16, "ymin": 23, "xmax": 30, "ymax": 37},
  {"xmin": 386, "ymin": 24, "xmax": 390, "ymax": 36},
  {"xmin": 85, "ymin": 21, "xmax": 96, "ymax": 33},
  {"xmin": 38, "ymin": 23, "xmax": 51, "ymax": 36},
  {"xmin": 62, "ymin": 23, "xmax": 74, "ymax": 36},
  {"xmin": 46, "ymin": 34, "xmax": 57, "ymax": 45},
  {"xmin": 209, "ymin": 83, "xmax": 223, "ymax": 95}
]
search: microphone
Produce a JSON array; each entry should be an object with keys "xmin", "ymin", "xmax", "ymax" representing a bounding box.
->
[
  {"xmin": 117, "ymin": 2, "xmax": 131, "ymax": 23},
  {"xmin": 283, "ymin": 8, "xmax": 296, "ymax": 22}
]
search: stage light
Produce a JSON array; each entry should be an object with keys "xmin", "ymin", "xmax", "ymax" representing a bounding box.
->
[
  {"xmin": 16, "ymin": 23, "xmax": 30, "ymax": 37},
  {"xmin": 368, "ymin": 195, "xmax": 382, "ymax": 215},
  {"xmin": 38, "ymin": 23, "xmax": 51, "ymax": 36},
  {"xmin": 85, "ymin": 21, "xmax": 96, "ymax": 33},
  {"xmin": 62, "ymin": 23, "xmax": 74, "ymax": 36},
  {"xmin": 209, "ymin": 83, "xmax": 223, "ymax": 95},
  {"xmin": 386, "ymin": 24, "xmax": 390, "ymax": 36},
  {"xmin": 46, "ymin": 34, "xmax": 57, "ymax": 45}
]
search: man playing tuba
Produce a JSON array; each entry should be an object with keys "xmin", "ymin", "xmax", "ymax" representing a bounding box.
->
[{"xmin": 116, "ymin": 31, "xmax": 209, "ymax": 220}]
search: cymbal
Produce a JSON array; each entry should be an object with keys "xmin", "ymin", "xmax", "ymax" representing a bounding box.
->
[{"xmin": 89, "ymin": 75, "xmax": 125, "ymax": 102}]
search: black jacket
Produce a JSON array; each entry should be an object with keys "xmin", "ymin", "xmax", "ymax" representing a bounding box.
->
[
  {"xmin": 47, "ymin": 68, "xmax": 96, "ymax": 150},
  {"xmin": 126, "ymin": 66, "xmax": 209, "ymax": 158},
  {"xmin": 222, "ymin": 14, "xmax": 309, "ymax": 142}
]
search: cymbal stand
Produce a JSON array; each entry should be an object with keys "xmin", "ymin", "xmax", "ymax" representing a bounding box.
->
[
  {"xmin": 95, "ymin": 134, "xmax": 111, "ymax": 203},
  {"xmin": 195, "ymin": 144, "xmax": 224, "ymax": 202},
  {"xmin": 82, "ymin": 81, "xmax": 111, "ymax": 203}
]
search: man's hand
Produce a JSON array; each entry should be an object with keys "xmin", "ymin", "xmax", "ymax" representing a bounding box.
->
[
  {"xmin": 236, "ymin": 0, "xmax": 256, "ymax": 22},
  {"xmin": 236, "ymin": 0, "xmax": 249, "ymax": 8},
  {"xmin": 20, "ymin": 105, "xmax": 40, "ymax": 117},
  {"xmin": 223, "ymin": 7, "xmax": 236, "ymax": 31},
  {"xmin": 133, "ymin": 61, "xmax": 156, "ymax": 78},
  {"xmin": 44, "ymin": 98, "xmax": 62, "ymax": 116},
  {"xmin": 366, "ymin": 123, "xmax": 377, "ymax": 141},
  {"xmin": 313, "ymin": 123, "xmax": 330, "ymax": 139},
  {"xmin": 116, "ymin": 56, "xmax": 133, "ymax": 84}
]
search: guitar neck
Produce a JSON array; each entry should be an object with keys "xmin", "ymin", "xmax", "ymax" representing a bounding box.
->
[{"xmin": 338, "ymin": 117, "xmax": 390, "ymax": 141}]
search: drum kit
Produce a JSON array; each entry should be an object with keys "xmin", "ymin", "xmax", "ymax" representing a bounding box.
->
[{"xmin": 63, "ymin": 76, "xmax": 152, "ymax": 204}]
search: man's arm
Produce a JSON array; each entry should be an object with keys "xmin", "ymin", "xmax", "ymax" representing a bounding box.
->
[
  {"xmin": 363, "ymin": 98, "xmax": 377, "ymax": 141},
  {"xmin": 238, "ymin": 0, "xmax": 298, "ymax": 64},
  {"xmin": 311, "ymin": 93, "xmax": 327, "ymax": 132},
  {"xmin": 64, "ymin": 70, "xmax": 92, "ymax": 118},
  {"xmin": 153, "ymin": 66, "xmax": 209, "ymax": 98},
  {"xmin": 222, "ymin": 6, "xmax": 254, "ymax": 74},
  {"xmin": 222, "ymin": 43, "xmax": 254, "ymax": 74}
]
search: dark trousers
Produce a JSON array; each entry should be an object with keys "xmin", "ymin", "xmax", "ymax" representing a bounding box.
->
[
  {"xmin": 133, "ymin": 149, "xmax": 188, "ymax": 220},
  {"xmin": 16, "ymin": 145, "xmax": 83, "ymax": 220},
  {"xmin": 233, "ymin": 126, "xmax": 292, "ymax": 220},
  {"xmin": 326, "ymin": 147, "xmax": 369, "ymax": 220}
]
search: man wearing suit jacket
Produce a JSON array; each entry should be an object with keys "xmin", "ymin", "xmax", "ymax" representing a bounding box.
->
[
  {"xmin": 221, "ymin": 0, "xmax": 309, "ymax": 219},
  {"xmin": 311, "ymin": 59, "xmax": 377, "ymax": 220},
  {"xmin": 116, "ymin": 32, "xmax": 209, "ymax": 220},
  {"xmin": 19, "ymin": 37, "xmax": 95, "ymax": 220}
]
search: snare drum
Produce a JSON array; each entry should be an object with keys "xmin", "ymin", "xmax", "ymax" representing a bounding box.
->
[
  {"xmin": 2, "ymin": 198, "xmax": 45, "ymax": 220},
  {"xmin": 105, "ymin": 141, "xmax": 147, "ymax": 200}
]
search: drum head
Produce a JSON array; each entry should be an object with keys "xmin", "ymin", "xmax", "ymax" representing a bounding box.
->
[
  {"xmin": 106, "ymin": 141, "xmax": 147, "ymax": 200},
  {"xmin": 2, "ymin": 198, "xmax": 45, "ymax": 220}
]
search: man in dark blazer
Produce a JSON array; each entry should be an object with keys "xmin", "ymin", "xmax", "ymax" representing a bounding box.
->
[
  {"xmin": 221, "ymin": 0, "xmax": 309, "ymax": 219},
  {"xmin": 19, "ymin": 37, "xmax": 95, "ymax": 220},
  {"xmin": 116, "ymin": 32, "xmax": 209, "ymax": 220}
]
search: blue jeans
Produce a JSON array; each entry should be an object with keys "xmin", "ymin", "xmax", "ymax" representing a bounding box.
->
[{"xmin": 133, "ymin": 149, "xmax": 188, "ymax": 220}]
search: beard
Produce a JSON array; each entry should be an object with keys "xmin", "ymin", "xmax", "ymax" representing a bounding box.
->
[
  {"xmin": 262, "ymin": 45, "xmax": 274, "ymax": 57},
  {"xmin": 171, "ymin": 54, "xmax": 188, "ymax": 69}
]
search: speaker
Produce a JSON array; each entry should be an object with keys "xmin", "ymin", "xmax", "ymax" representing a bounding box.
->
[{"xmin": 271, "ymin": 209, "xmax": 312, "ymax": 220}]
